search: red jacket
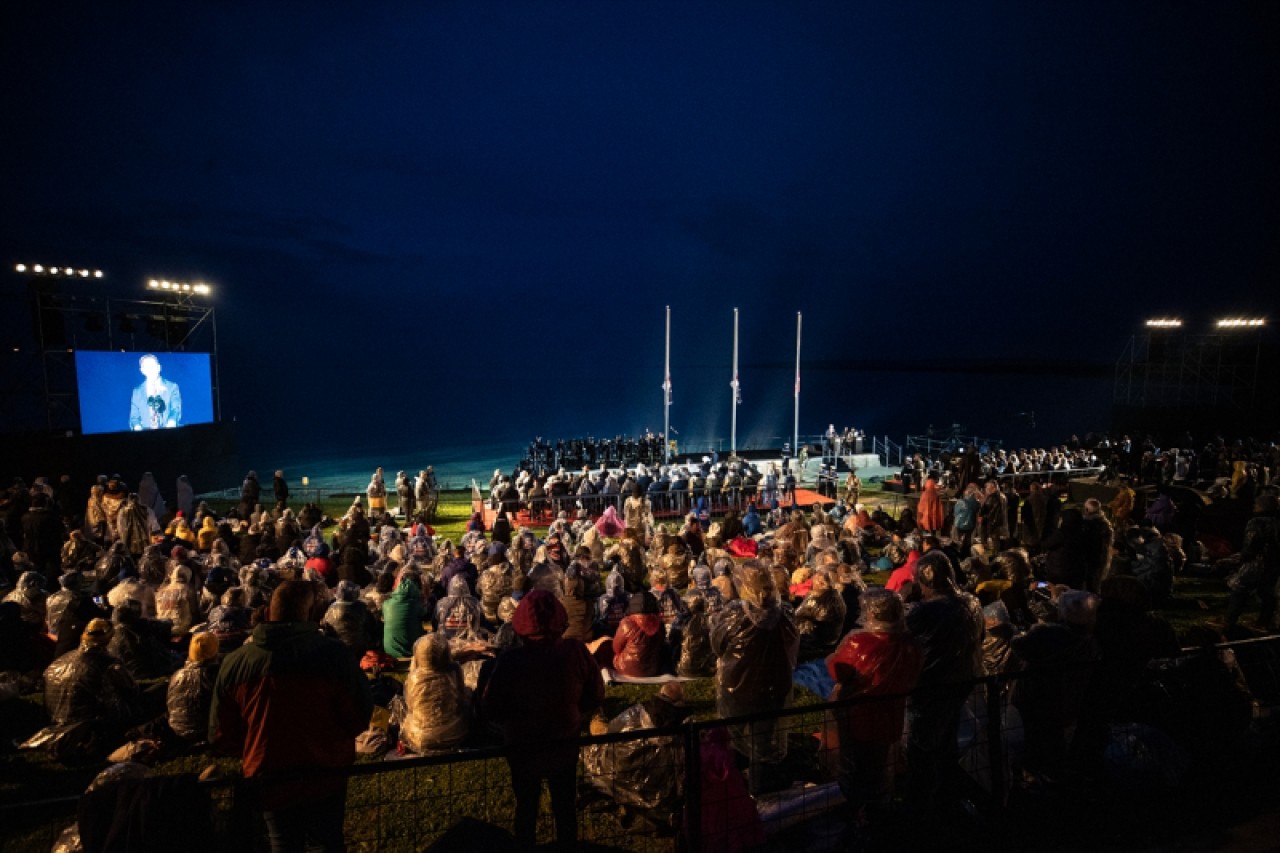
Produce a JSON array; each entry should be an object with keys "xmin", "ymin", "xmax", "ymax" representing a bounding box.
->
[
  {"xmin": 885, "ymin": 551, "xmax": 920, "ymax": 592},
  {"xmin": 211, "ymin": 621, "xmax": 373, "ymax": 805},
  {"xmin": 826, "ymin": 629, "xmax": 922, "ymax": 743},
  {"xmin": 612, "ymin": 613, "xmax": 665, "ymax": 677}
]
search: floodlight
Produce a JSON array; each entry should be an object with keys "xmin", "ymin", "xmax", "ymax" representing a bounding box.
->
[
  {"xmin": 194, "ymin": 284, "xmax": 210, "ymax": 295},
  {"xmin": 15, "ymin": 264, "xmax": 26, "ymax": 272},
  {"xmin": 78, "ymin": 269, "xmax": 89, "ymax": 277},
  {"xmin": 1216, "ymin": 318, "xmax": 1267, "ymax": 329},
  {"xmin": 1145, "ymin": 318, "xmax": 1182, "ymax": 328},
  {"xmin": 93, "ymin": 270, "xmax": 103, "ymax": 278},
  {"xmin": 33, "ymin": 264, "xmax": 44, "ymax": 273},
  {"xmin": 50, "ymin": 267, "xmax": 60, "ymax": 274},
  {"xmin": 148, "ymin": 280, "xmax": 159, "ymax": 288}
]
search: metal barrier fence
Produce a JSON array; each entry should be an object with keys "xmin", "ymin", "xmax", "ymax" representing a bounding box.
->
[{"xmin": 6, "ymin": 636, "xmax": 1280, "ymax": 852}]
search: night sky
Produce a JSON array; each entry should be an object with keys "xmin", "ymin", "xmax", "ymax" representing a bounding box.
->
[{"xmin": 3, "ymin": 2, "xmax": 1277, "ymax": 464}]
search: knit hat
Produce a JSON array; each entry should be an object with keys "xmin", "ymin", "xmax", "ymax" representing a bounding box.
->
[
  {"xmin": 82, "ymin": 618, "xmax": 114, "ymax": 648},
  {"xmin": 189, "ymin": 632, "xmax": 220, "ymax": 662}
]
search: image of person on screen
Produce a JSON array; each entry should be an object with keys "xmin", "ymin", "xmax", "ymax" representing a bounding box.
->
[{"xmin": 128, "ymin": 354, "xmax": 182, "ymax": 430}]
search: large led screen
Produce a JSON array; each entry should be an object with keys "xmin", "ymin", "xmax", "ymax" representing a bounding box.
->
[{"xmin": 75, "ymin": 351, "xmax": 214, "ymax": 435}]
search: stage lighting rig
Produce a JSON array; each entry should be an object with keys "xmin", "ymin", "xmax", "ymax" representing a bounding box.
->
[
  {"xmin": 1144, "ymin": 318, "xmax": 1183, "ymax": 328},
  {"xmin": 15, "ymin": 263, "xmax": 104, "ymax": 278},
  {"xmin": 147, "ymin": 279, "xmax": 212, "ymax": 297},
  {"xmin": 1216, "ymin": 317, "xmax": 1266, "ymax": 329}
]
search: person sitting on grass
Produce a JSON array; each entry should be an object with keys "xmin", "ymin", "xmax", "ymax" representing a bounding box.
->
[{"xmin": 400, "ymin": 633, "xmax": 470, "ymax": 754}]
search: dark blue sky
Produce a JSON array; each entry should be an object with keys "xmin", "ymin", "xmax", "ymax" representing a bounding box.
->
[{"xmin": 3, "ymin": 2, "xmax": 1277, "ymax": 459}]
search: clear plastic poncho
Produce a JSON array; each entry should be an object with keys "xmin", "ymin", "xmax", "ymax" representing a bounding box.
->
[
  {"xmin": 582, "ymin": 697, "xmax": 689, "ymax": 812},
  {"xmin": 399, "ymin": 634, "xmax": 470, "ymax": 753},
  {"xmin": 166, "ymin": 659, "xmax": 217, "ymax": 741}
]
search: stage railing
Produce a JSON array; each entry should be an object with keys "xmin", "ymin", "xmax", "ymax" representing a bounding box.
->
[{"xmin": 7, "ymin": 636, "xmax": 1277, "ymax": 853}]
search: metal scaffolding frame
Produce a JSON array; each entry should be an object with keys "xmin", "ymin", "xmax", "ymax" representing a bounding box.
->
[
  {"xmin": 7, "ymin": 276, "xmax": 220, "ymax": 433},
  {"xmin": 1113, "ymin": 328, "xmax": 1263, "ymax": 412}
]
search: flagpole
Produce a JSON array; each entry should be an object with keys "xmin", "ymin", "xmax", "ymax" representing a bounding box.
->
[
  {"xmin": 794, "ymin": 311, "xmax": 802, "ymax": 462},
  {"xmin": 663, "ymin": 305, "xmax": 671, "ymax": 465},
  {"xmin": 730, "ymin": 307, "xmax": 739, "ymax": 456}
]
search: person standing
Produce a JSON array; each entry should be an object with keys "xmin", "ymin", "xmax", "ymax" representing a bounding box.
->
[
  {"xmin": 482, "ymin": 589, "xmax": 604, "ymax": 848},
  {"xmin": 211, "ymin": 580, "xmax": 373, "ymax": 853},
  {"xmin": 709, "ymin": 560, "xmax": 799, "ymax": 793}
]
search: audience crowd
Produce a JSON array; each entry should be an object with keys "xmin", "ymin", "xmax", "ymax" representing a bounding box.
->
[{"xmin": 1, "ymin": 428, "xmax": 1276, "ymax": 849}]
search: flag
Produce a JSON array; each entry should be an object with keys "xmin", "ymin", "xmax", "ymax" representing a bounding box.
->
[{"xmin": 795, "ymin": 374, "xmax": 800, "ymax": 396}]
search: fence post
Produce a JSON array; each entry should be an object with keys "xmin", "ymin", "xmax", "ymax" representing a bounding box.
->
[
  {"xmin": 683, "ymin": 723, "xmax": 702, "ymax": 853},
  {"xmin": 985, "ymin": 676, "xmax": 1007, "ymax": 833}
]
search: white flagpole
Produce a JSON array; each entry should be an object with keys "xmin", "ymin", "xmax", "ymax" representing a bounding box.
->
[
  {"xmin": 663, "ymin": 305, "xmax": 671, "ymax": 465},
  {"xmin": 794, "ymin": 311, "xmax": 802, "ymax": 461},
  {"xmin": 730, "ymin": 307, "xmax": 739, "ymax": 456}
]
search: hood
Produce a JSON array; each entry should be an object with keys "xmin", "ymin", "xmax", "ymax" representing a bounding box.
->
[
  {"xmin": 446, "ymin": 575, "xmax": 471, "ymax": 598},
  {"xmin": 628, "ymin": 612, "xmax": 664, "ymax": 636}
]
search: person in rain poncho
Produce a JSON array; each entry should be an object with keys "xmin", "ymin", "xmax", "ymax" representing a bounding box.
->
[
  {"xmin": 60, "ymin": 530, "xmax": 103, "ymax": 574},
  {"xmin": 794, "ymin": 569, "xmax": 847, "ymax": 657},
  {"xmin": 360, "ymin": 467, "xmax": 385, "ymax": 520},
  {"xmin": 685, "ymin": 564, "xmax": 725, "ymax": 615},
  {"xmin": 478, "ymin": 551, "xmax": 514, "ymax": 624},
  {"xmin": 562, "ymin": 547, "xmax": 603, "ymax": 641},
  {"xmin": 582, "ymin": 682, "xmax": 692, "ymax": 827},
  {"xmin": 207, "ymin": 587, "xmax": 253, "ymax": 652},
  {"xmin": 916, "ymin": 477, "xmax": 945, "ymax": 535},
  {"xmin": 323, "ymin": 580, "xmax": 377, "ymax": 660},
  {"xmin": 108, "ymin": 597, "xmax": 177, "ymax": 679},
  {"xmin": 38, "ymin": 618, "xmax": 142, "ymax": 757},
  {"xmin": 709, "ymin": 559, "xmax": 799, "ymax": 792},
  {"xmin": 596, "ymin": 566, "xmax": 630, "ymax": 637},
  {"xmin": 826, "ymin": 588, "xmax": 922, "ymax": 813},
  {"xmin": 167, "ymin": 632, "xmax": 220, "ymax": 743},
  {"xmin": 670, "ymin": 594, "xmax": 716, "ymax": 678},
  {"xmin": 4, "ymin": 570, "xmax": 47, "ymax": 627},
  {"xmin": 400, "ymin": 633, "xmax": 470, "ymax": 753},
  {"xmin": 116, "ymin": 494, "xmax": 158, "ymax": 558},
  {"xmin": 610, "ymin": 591, "xmax": 666, "ymax": 677},
  {"xmin": 434, "ymin": 574, "xmax": 484, "ymax": 640},
  {"xmin": 383, "ymin": 571, "xmax": 425, "ymax": 657},
  {"xmin": 155, "ymin": 564, "xmax": 200, "ymax": 636},
  {"xmin": 136, "ymin": 472, "xmax": 166, "ymax": 520}
]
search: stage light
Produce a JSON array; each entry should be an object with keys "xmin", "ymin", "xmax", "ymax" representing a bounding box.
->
[
  {"xmin": 93, "ymin": 270, "xmax": 103, "ymax": 278},
  {"xmin": 1216, "ymin": 317, "xmax": 1267, "ymax": 328},
  {"xmin": 33, "ymin": 264, "xmax": 44, "ymax": 273},
  {"xmin": 78, "ymin": 269, "xmax": 89, "ymax": 277},
  {"xmin": 1145, "ymin": 318, "xmax": 1182, "ymax": 328},
  {"xmin": 50, "ymin": 267, "xmax": 60, "ymax": 275},
  {"xmin": 148, "ymin": 280, "xmax": 159, "ymax": 288},
  {"xmin": 15, "ymin": 264, "xmax": 26, "ymax": 272},
  {"xmin": 193, "ymin": 284, "xmax": 210, "ymax": 295}
]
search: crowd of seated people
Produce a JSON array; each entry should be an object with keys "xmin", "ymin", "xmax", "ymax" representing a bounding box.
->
[{"xmin": 0, "ymin": 435, "xmax": 1275, "ymax": 844}]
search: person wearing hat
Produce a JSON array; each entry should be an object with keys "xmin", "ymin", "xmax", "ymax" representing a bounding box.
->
[
  {"xmin": 39, "ymin": 617, "xmax": 143, "ymax": 759},
  {"xmin": 166, "ymin": 632, "xmax": 220, "ymax": 743},
  {"xmin": 481, "ymin": 589, "xmax": 604, "ymax": 848}
]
